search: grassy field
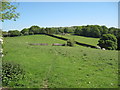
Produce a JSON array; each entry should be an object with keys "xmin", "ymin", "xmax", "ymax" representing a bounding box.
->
[
  {"xmin": 3, "ymin": 35, "xmax": 118, "ymax": 88},
  {"xmin": 55, "ymin": 34, "xmax": 99, "ymax": 46}
]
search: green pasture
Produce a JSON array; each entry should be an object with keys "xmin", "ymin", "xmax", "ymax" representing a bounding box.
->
[
  {"xmin": 55, "ymin": 34, "xmax": 99, "ymax": 46},
  {"xmin": 2, "ymin": 35, "xmax": 118, "ymax": 88}
]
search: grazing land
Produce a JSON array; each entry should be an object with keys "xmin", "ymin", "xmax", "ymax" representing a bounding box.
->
[
  {"xmin": 54, "ymin": 34, "xmax": 99, "ymax": 46},
  {"xmin": 3, "ymin": 35, "xmax": 118, "ymax": 88}
]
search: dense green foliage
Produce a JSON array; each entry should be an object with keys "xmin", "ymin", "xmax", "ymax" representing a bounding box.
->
[
  {"xmin": 74, "ymin": 25, "xmax": 108, "ymax": 38},
  {"xmin": 98, "ymin": 34, "xmax": 117, "ymax": 50},
  {"xmin": 2, "ymin": 25, "xmax": 120, "ymax": 50},
  {"xmin": 2, "ymin": 25, "xmax": 119, "ymax": 38},
  {"xmin": 2, "ymin": 35, "xmax": 118, "ymax": 88},
  {"xmin": 29, "ymin": 26, "xmax": 40, "ymax": 34},
  {"xmin": 67, "ymin": 39, "xmax": 75, "ymax": 47},
  {"xmin": 2, "ymin": 61, "xmax": 25, "ymax": 86},
  {"xmin": 3, "ymin": 25, "xmax": 119, "ymax": 38},
  {"xmin": 8, "ymin": 30, "xmax": 21, "ymax": 37},
  {"xmin": 1, "ymin": 0, "xmax": 19, "ymax": 22},
  {"xmin": 21, "ymin": 28, "xmax": 29, "ymax": 35}
]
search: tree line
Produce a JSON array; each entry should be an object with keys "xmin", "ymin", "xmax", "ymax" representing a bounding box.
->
[
  {"xmin": 2, "ymin": 25, "xmax": 120, "ymax": 50},
  {"xmin": 2, "ymin": 25, "xmax": 120, "ymax": 37}
]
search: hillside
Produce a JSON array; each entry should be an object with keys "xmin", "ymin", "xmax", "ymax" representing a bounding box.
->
[
  {"xmin": 2, "ymin": 35, "xmax": 118, "ymax": 88},
  {"xmin": 54, "ymin": 34, "xmax": 99, "ymax": 46}
]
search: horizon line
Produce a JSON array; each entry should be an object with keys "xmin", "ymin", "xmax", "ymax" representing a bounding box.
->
[{"xmin": 2, "ymin": 24, "xmax": 118, "ymax": 31}]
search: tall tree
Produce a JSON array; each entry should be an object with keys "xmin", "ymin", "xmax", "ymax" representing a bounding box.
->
[
  {"xmin": 39, "ymin": 28, "xmax": 46, "ymax": 34},
  {"xmin": 101, "ymin": 25, "xmax": 108, "ymax": 34},
  {"xmin": 91, "ymin": 26, "xmax": 101, "ymax": 38},
  {"xmin": 29, "ymin": 25, "xmax": 40, "ymax": 34},
  {"xmin": 21, "ymin": 28, "xmax": 29, "ymax": 35},
  {"xmin": 58, "ymin": 27, "xmax": 64, "ymax": 34},
  {"xmin": 74, "ymin": 26, "xmax": 82, "ymax": 35},
  {"xmin": 64, "ymin": 27, "xmax": 69, "ymax": 33},
  {"xmin": 108, "ymin": 27, "xmax": 118, "ymax": 36}
]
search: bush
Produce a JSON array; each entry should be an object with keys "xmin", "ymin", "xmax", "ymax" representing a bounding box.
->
[
  {"xmin": 67, "ymin": 39, "xmax": 75, "ymax": 47},
  {"xmin": 98, "ymin": 34, "xmax": 117, "ymax": 50},
  {"xmin": 2, "ymin": 61, "xmax": 25, "ymax": 87}
]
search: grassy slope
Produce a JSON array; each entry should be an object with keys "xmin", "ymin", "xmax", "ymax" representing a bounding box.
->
[
  {"xmin": 55, "ymin": 34, "xmax": 99, "ymax": 46},
  {"xmin": 3, "ymin": 35, "xmax": 118, "ymax": 88}
]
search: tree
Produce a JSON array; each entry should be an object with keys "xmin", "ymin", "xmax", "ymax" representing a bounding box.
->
[
  {"xmin": 81, "ymin": 26, "xmax": 88, "ymax": 36},
  {"xmin": 74, "ymin": 26, "xmax": 82, "ymax": 35},
  {"xmin": 39, "ymin": 28, "xmax": 46, "ymax": 34},
  {"xmin": 85, "ymin": 26, "xmax": 91, "ymax": 37},
  {"xmin": 2, "ymin": 31, "xmax": 9, "ymax": 37},
  {"xmin": 91, "ymin": 26, "xmax": 101, "ymax": 38},
  {"xmin": 95, "ymin": 25, "xmax": 103, "ymax": 37},
  {"xmin": 88, "ymin": 25, "xmax": 101, "ymax": 38},
  {"xmin": 21, "ymin": 28, "xmax": 29, "ymax": 35},
  {"xmin": 29, "ymin": 25, "xmax": 40, "ymax": 34},
  {"xmin": 108, "ymin": 27, "xmax": 118, "ymax": 36},
  {"xmin": 64, "ymin": 27, "xmax": 73, "ymax": 34},
  {"xmin": 29, "ymin": 31, "xmax": 34, "ymax": 35},
  {"xmin": 1, "ymin": 0, "xmax": 19, "ymax": 22},
  {"xmin": 58, "ymin": 27, "xmax": 64, "ymax": 34},
  {"xmin": 67, "ymin": 39, "xmax": 75, "ymax": 47},
  {"xmin": 63, "ymin": 27, "xmax": 68, "ymax": 33},
  {"xmin": 45, "ymin": 28, "xmax": 51, "ymax": 34},
  {"xmin": 54, "ymin": 28, "xmax": 60, "ymax": 34},
  {"xmin": 98, "ymin": 34, "xmax": 117, "ymax": 50},
  {"xmin": 101, "ymin": 26, "xmax": 108, "ymax": 34},
  {"xmin": 50, "ymin": 27, "xmax": 56, "ymax": 34},
  {"xmin": 8, "ymin": 30, "xmax": 21, "ymax": 37}
]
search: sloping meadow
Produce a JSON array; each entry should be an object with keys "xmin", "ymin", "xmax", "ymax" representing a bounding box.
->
[
  {"xmin": 2, "ymin": 35, "xmax": 118, "ymax": 88},
  {"xmin": 54, "ymin": 34, "xmax": 99, "ymax": 46}
]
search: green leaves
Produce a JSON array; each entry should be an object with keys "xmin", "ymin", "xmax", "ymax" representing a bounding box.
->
[
  {"xmin": 98, "ymin": 34, "xmax": 117, "ymax": 50},
  {"xmin": 29, "ymin": 26, "xmax": 41, "ymax": 34},
  {"xmin": 2, "ymin": 61, "xmax": 25, "ymax": 86},
  {"xmin": 1, "ymin": 0, "xmax": 19, "ymax": 22},
  {"xmin": 67, "ymin": 39, "xmax": 75, "ymax": 47},
  {"xmin": 8, "ymin": 30, "xmax": 21, "ymax": 37}
]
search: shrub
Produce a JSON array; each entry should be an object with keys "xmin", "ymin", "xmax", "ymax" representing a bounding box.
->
[
  {"xmin": 2, "ymin": 61, "xmax": 25, "ymax": 87},
  {"xmin": 67, "ymin": 39, "xmax": 75, "ymax": 47},
  {"xmin": 98, "ymin": 34, "xmax": 117, "ymax": 50}
]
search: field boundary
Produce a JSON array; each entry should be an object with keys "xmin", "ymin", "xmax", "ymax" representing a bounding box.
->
[{"xmin": 45, "ymin": 34, "xmax": 97, "ymax": 49}]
